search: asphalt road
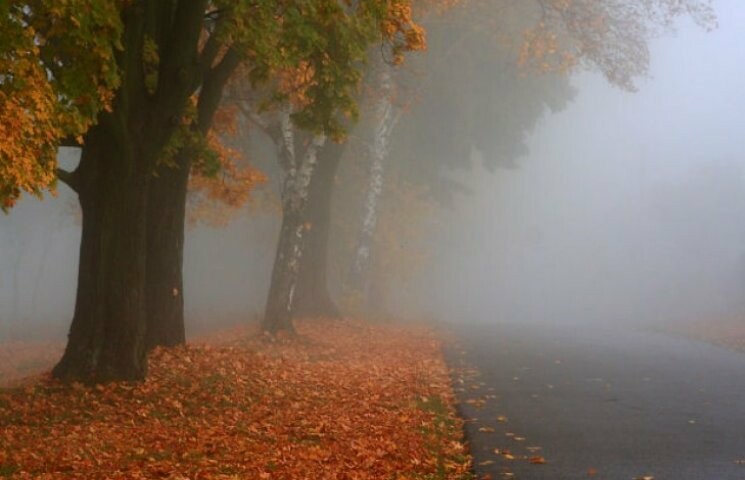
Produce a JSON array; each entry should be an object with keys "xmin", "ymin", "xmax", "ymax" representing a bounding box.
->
[{"xmin": 447, "ymin": 322, "xmax": 745, "ymax": 480}]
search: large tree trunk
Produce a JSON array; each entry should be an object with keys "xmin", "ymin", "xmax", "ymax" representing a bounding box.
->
[
  {"xmin": 144, "ymin": 152, "xmax": 191, "ymax": 350},
  {"xmin": 53, "ymin": 1, "xmax": 227, "ymax": 380},
  {"xmin": 53, "ymin": 120, "xmax": 150, "ymax": 382},
  {"xmin": 142, "ymin": 46, "xmax": 238, "ymax": 350},
  {"xmin": 293, "ymin": 142, "xmax": 345, "ymax": 319},
  {"xmin": 262, "ymin": 133, "xmax": 326, "ymax": 334}
]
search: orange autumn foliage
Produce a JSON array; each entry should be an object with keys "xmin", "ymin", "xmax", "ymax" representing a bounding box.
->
[
  {"xmin": 383, "ymin": 2, "xmax": 427, "ymax": 64},
  {"xmin": 187, "ymin": 103, "xmax": 267, "ymax": 227},
  {"xmin": 0, "ymin": 1, "xmax": 121, "ymax": 210},
  {"xmin": 0, "ymin": 319, "xmax": 471, "ymax": 479}
]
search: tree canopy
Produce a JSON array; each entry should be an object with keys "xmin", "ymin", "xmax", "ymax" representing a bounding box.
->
[
  {"xmin": 0, "ymin": 0, "xmax": 425, "ymax": 211},
  {"xmin": 0, "ymin": 1, "xmax": 121, "ymax": 210}
]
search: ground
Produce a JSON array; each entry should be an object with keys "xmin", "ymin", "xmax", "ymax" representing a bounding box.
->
[
  {"xmin": 0, "ymin": 319, "xmax": 471, "ymax": 479},
  {"xmin": 450, "ymin": 321, "xmax": 745, "ymax": 480},
  {"xmin": 662, "ymin": 316, "xmax": 745, "ymax": 353}
]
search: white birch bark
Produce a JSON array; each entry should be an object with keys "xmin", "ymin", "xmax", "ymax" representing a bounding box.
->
[
  {"xmin": 349, "ymin": 64, "xmax": 402, "ymax": 292},
  {"xmin": 263, "ymin": 116, "xmax": 327, "ymax": 331}
]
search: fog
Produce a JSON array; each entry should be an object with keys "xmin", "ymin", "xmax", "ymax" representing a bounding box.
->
[
  {"xmin": 414, "ymin": 1, "xmax": 745, "ymax": 328},
  {"xmin": 2, "ymin": 0, "xmax": 745, "ymax": 341}
]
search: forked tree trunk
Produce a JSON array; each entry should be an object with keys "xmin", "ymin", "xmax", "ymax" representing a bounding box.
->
[
  {"xmin": 262, "ymin": 133, "xmax": 326, "ymax": 333},
  {"xmin": 53, "ymin": 121, "xmax": 151, "ymax": 382},
  {"xmin": 293, "ymin": 142, "xmax": 345, "ymax": 319},
  {"xmin": 53, "ymin": 1, "xmax": 229, "ymax": 380}
]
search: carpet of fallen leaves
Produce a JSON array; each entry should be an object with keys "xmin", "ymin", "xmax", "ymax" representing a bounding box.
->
[{"xmin": 0, "ymin": 319, "xmax": 472, "ymax": 479}]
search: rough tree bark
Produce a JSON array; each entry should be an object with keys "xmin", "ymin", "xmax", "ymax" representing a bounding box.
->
[
  {"xmin": 53, "ymin": 118, "xmax": 152, "ymax": 381},
  {"xmin": 143, "ymin": 152, "xmax": 190, "ymax": 349},
  {"xmin": 263, "ymin": 111, "xmax": 327, "ymax": 333},
  {"xmin": 293, "ymin": 141, "xmax": 346, "ymax": 319},
  {"xmin": 53, "ymin": 2, "xmax": 209, "ymax": 381}
]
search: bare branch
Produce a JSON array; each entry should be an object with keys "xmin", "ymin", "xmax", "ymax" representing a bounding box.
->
[{"xmin": 56, "ymin": 168, "xmax": 79, "ymax": 193}]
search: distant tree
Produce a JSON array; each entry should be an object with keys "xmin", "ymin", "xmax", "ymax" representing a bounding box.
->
[
  {"xmin": 225, "ymin": 4, "xmax": 425, "ymax": 334},
  {"xmin": 340, "ymin": 0, "xmax": 716, "ymax": 307}
]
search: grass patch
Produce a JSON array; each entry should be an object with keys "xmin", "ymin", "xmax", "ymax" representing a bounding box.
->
[{"xmin": 416, "ymin": 395, "xmax": 474, "ymax": 480}]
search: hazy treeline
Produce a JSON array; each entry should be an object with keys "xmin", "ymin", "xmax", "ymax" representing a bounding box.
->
[{"xmin": 3, "ymin": 0, "xmax": 742, "ymax": 380}]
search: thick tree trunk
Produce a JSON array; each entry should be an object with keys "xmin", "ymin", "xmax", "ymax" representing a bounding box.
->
[
  {"xmin": 293, "ymin": 142, "xmax": 345, "ymax": 319},
  {"xmin": 143, "ymin": 46, "xmax": 238, "ymax": 349},
  {"xmin": 53, "ymin": 1, "xmax": 229, "ymax": 380},
  {"xmin": 53, "ymin": 122, "xmax": 150, "ymax": 382},
  {"xmin": 262, "ymin": 134, "xmax": 326, "ymax": 333},
  {"xmin": 144, "ymin": 152, "xmax": 191, "ymax": 349}
]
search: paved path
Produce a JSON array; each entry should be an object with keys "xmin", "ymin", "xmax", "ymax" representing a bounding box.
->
[{"xmin": 447, "ymin": 322, "xmax": 745, "ymax": 479}]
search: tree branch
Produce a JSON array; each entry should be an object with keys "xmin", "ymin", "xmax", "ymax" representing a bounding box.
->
[
  {"xmin": 56, "ymin": 168, "xmax": 79, "ymax": 193},
  {"xmin": 197, "ymin": 47, "xmax": 241, "ymax": 133},
  {"xmin": 59, "ymin": 136, "xmax": 83, "ymax": 148},
  {"xmin": 237, "ymin": 102, "xmax": 272, "ymax": 137}
]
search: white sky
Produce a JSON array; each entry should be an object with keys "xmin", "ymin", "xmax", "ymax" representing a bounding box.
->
[{"xmin": 421, "ymin": 0, "xmax": 745, "ymax": 326}]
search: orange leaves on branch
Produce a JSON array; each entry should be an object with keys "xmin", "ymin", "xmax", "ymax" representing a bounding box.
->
[
  {"xmin": 0, "ymin": 1, "xmax": 121, "ymax": 209},
  {"xmin": 514, "ymin": 0, "xmax": 716, "ymax": 90},
  {"xmin": 210, "ymin": 102, "xmax": 240, "ymax": 138},
  {"xmin": 383, "ymin": 1, "xmax": 427, "ymax": 64},
  {"xmin": 187, "ymin": 127, "xmax": 267, "ymax": 227},
  {"xmin": 518, "ymin": 24, "xmax": 578, "ymax": 75},
  {"xmin": 277, "ymin": 61, "xmax": 317, "ymax": 110},
  {"xmin": 440, "ymin": 0, "xmax": 715, "ymax": 92},
  {"xmin": 0, "ymin": 76, "xmax": 60, "ymax": 211}
]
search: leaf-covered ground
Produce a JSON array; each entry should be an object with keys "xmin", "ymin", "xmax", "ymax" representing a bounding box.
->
[{"xmin": 0, "ymin": 319, "xmax": 471, "ymax": 479}]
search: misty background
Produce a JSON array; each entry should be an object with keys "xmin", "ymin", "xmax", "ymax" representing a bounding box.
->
[{"xmin": 2, "ymin": 0, "xmax": 744, "ymax": 341}]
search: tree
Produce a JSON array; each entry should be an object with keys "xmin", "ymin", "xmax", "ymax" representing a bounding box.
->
[
  {"xmin": 231, "ymin": 4, "xmax": 425, "ymax": 334},
  {"xmin": 293, "ymin": 141, "xmax": 346, "ymax": 318},
  {"xmin": 340, "ymin": 0, "xmax": 716, "ymax": 307},
  {"xmin": 1, "ymin": 0, "xmax": 423, "ymax": 381},
  {"xmin": 292, "ymin": 2, "xmax": 430, "ymax": 319},
  {"xmin": 50, "ymin": 1, "xmax": 249, "ymax": 381},
  {"xmin": 0, "ymin": 1, "xmax": 121, "ymax": 210},
  {"xmin": 345, "ymin": 59, "xmax": 403, "ymax": 298},
  {"xmin": 331, "ymin": 149, "xmax": 439, "ymax": 317}
]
